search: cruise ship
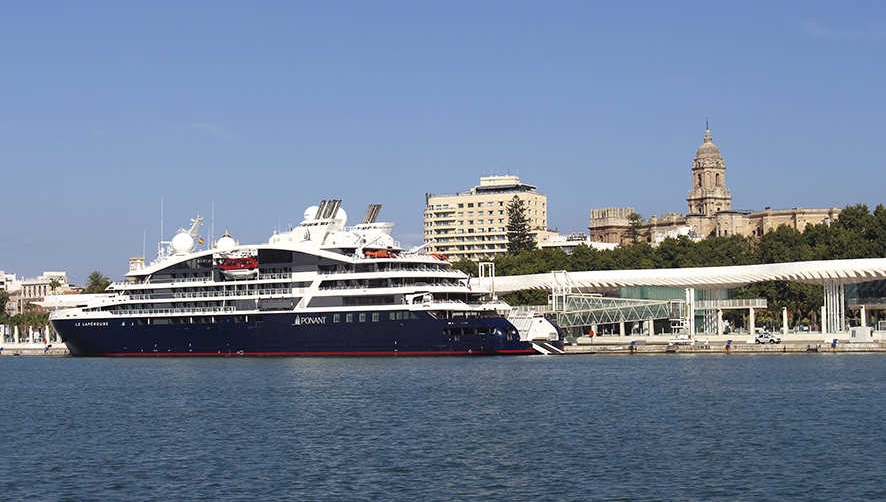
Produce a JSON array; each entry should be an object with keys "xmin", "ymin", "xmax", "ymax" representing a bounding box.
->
[{"xmin": 50, "ymin": 200, "xmax": 554, "ymax": 356}]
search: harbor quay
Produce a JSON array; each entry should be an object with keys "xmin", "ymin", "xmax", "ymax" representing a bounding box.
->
[
  {"xmin": 0, "ymin": 342, "xmax": 69, "ymax": 356},
  {"xmin": 563, "ymin": 333, "xmax": 886, "ymax": 354}
]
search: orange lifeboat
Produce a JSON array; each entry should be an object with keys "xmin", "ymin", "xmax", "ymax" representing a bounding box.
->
[
  {"xmin": 364, "ymin": 249, "xmax": 396, "ymax": 259},
  {"xmin": 220, "ymin": 257, "xmax": 259, "ymax": 279}
]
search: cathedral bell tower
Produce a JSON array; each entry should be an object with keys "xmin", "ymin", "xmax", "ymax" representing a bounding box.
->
[{"xmin": 686, "ymin": 122, "xmax": 732, "ymax": 217}]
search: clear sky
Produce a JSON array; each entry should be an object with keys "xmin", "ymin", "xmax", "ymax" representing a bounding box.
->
[{"xmin": 2, "ymin": 0, "xmax": 884, "ymax": 286}]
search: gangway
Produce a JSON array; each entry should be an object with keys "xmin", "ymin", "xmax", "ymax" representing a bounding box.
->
[
  {"xmin": 551, "ymin": 294, "xmax": 684, "ymax": 331},
  {"xmin": 531, "ymin": 341, "xmax": 565, "ymax": 355}
]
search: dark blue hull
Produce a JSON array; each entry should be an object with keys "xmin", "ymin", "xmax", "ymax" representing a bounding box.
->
[{"xmin": 51, "ymin": 311, "xmax": 535, "ymax": 356}]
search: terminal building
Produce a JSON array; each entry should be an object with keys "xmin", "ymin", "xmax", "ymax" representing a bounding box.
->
[
  {"xmin": 423, "ymin": 175, "xmax": 548, "ymax": 261},
  {"xmin": 589, "ymin": 124, "xmax": 841, "ymax": 245}
]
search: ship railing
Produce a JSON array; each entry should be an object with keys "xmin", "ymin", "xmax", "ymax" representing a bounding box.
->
[
  {"xmin": 258, "ymin": 272, "xmax": 293, "ymax": 280},
  {"xmin": 148, "ymin": 276, "xmax": 214, "ymax": 284},
  {"xmin": 318, "ymin": 264, "xmax": 452, "ymax": 276},
  {"xmin": 318, "ymin": 281, "xmax": 461, "ymax": 291},
  {"xmin": 414, "ymin": 299, "xmax": 471, "ymax": 308},
  {"xmin": 126, "ymin": 277, "xmax": 210, "ymax": 286},
  {"xmin": 109, "ymin": 306, "xmax": 237, "ymax": 316},
  {"xmin": 135, "ymin": 288, "xmax": 298, "ymax": 300}
]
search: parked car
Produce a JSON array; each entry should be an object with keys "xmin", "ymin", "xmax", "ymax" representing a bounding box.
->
[{"xmin": 755, "ymin": 331, "xmax": 782, "ymax": 344}]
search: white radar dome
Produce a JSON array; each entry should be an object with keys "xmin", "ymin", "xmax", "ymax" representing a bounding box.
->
[
  {"xmin": 334, "ymin": 207, "xmax": 347, "ymax": 227},
  {"xmin": 171, "ymin": 231, "xmax": 194, "ymax": 255},
  {"xmin": 303, "ymin": 205, "xmax": 319, "ymax": 221},
  {"xmin": 216, "ymin": 232, "xmax": 236, "ymax": 251}
]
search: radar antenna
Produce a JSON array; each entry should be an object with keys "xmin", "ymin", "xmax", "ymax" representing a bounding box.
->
[{"xmin": 186, "ymin": 215, "xmax": 204, "ymax": 239}]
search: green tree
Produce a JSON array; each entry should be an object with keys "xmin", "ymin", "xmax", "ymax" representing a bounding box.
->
[
  {"xmin": 626, "ymin": 211, "xmax": 643, "ymax": 244},
  {"xmin": 569, "ymin": 243, "xmax": 602, "ymax": 271},
  {"xmin": 830, "ymin": 204, "xmax": 877, "ymax": 257},
  {"xmin": 84, "ymin": 271, "xmax": 111, "ymax": 294},
  {"xmin": 0, "ymin": 289, "xmax": 9, "ymax": 322},
  {"xmin": 449, "ymin": 259, "xmax": 478, "ymax": 277},
  {"xmin": 506, "ymin": 195, "xmax": 534, "ymax": 255},
  {"xmin": 654, "ymin": 236, "xmax": 698, "ymax": 268},
  {"xmin": 500, "ymin": 289, "xmax": 549, "ymax": 306},
  {"xmin": 870, "ymin": 204, "xmax": 886, "ymax": 257},
  {"xmin": 756, "ymin": 225, "xmax": 812, "ymax": 263},
  {"xmin": 49, "ymin": 278, "xmax": 61, "ymax": 294},
  {"xmin": 614, "ymin": 242, "xmax": 655, "ymax": 269},
  {"xmin": 695, "ymin": 234, "xmax": 755, "ymax": 267}
]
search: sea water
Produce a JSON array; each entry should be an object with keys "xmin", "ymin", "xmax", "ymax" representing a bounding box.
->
[{"xmin": 1, "ymin": 354, "xmax": 884, "ymax": 501}]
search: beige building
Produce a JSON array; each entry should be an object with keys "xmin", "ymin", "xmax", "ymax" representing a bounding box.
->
[
  {"xmin": 590, "ymin": 124, "xmax": 840, "ymax": 245},
  {"xmin": 2, "ymin": 271, "xmax": 77, "ymax": 316},
  {"xmin": 424, "ymin": 175, "xmax": 547, "ymax": 261}
]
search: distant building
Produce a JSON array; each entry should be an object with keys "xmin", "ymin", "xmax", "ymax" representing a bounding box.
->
[
  {"xmin": 537, "ymin": 231, "xmax": 619, "ymax": 254},
  {"xmin": 589, "ymin": 124, "xmax": 840, "ymax": 245},
  {"xmin": 424, "ymin": 175, "xmax": 547, "ymax": 261},
  {"xmin": 2, "ymin": 271, "xmax": 77, "ymax": 315},
  {"xmin": 1, "ymin": 270, "xmax": 20, "ymax": 315}
]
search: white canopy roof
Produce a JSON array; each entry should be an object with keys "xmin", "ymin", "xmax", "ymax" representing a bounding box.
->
[{"xmin": 478, "ymin": 258, "xmax": 886, "ymax": 293}]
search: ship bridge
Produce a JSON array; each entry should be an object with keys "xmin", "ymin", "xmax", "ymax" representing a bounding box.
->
[{"xmin": 478, "ymin": 258, "xmax": 886, "ymax": 336}]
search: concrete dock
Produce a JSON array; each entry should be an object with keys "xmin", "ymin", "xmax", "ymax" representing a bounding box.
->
[
  {"xmin": 0, "ymin": 343, "xmax": 69, "ymax": 356},
  {"xmin": 563, "ymin": 333, "xmax": 886, "ymax": 354}
]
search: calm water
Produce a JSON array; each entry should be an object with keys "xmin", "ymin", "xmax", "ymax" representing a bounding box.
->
[{"xmin": 1, "ymin": 354, "xmax": 884, "ymax": 501}]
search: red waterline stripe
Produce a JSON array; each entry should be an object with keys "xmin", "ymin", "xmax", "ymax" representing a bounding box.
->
[{"xmin": 103, "ymin": 349, "xmax": 536, "ymax": 357}]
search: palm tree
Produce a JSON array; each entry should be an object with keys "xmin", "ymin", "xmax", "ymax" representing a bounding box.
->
[
  {"xmin": 49, "ymin": 278, "xmax": 61, "ymax": 295},
  {"xmin": 84, "ymin": 271, "xmax": 111, "ymax": 294}
]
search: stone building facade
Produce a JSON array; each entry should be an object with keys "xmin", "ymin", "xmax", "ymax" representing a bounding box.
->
[
  {"xmin": 1, "ymin": 271, "xmax": 77, "ymax": 316},
  {"xmin": 589, "ymin": 125, "xmax": 840, "ymax": 245}
]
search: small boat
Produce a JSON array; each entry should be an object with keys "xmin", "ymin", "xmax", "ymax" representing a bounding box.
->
[
  {"xmin": 219, "ymin": 256, "xmax": 259, "ymax": 279},
  {"xmin": 364, "ymin": 249, "xmax": 396, "ymax": 259}
]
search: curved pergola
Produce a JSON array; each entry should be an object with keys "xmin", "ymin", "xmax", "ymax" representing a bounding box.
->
[{"xmin": 477, "ymin": 258, "xmax": 886, "ymax": 293}]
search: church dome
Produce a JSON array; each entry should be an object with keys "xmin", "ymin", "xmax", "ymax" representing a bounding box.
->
[{"xmin": 696, "ymin": 126, "xmax": 721, "ymax": 157}]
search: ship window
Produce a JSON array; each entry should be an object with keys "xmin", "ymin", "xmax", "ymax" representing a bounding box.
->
[
  {"xmin": 389, "ymin": 312, "xmax": 396, "ymax": 321},
  {"xmin": 359, "ymin": 313, "xmax": 366, "ymax": 323},
  {"xmin": 372, "ymin": 313, "xmax": 379, "ymax": 322},
  {"xmin": 333, "ymin": 313, "xmax": 340, "ymax": 323},
  {"xmin": 346, "ymin": 313, "xmax": 353, "ymax": 323}
]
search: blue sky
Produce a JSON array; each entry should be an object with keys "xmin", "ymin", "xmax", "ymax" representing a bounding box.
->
[{"xmin": 2, "ymin": 0, "xmax": 884, "ymax": 285}]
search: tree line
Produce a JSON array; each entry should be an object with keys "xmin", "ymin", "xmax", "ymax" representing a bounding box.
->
[
  {"xmin": 0, "ymin": 288, "xmax": 51, "ymax": 339},
  {"xmin": 452, "ymin": 203, "xmax": 886, "ymax": 328}
]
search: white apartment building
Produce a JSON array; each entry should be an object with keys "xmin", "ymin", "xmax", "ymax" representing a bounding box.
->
[{"xmin": 424, "ymin": 175, "xmax": 547, "ymax": 261}]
